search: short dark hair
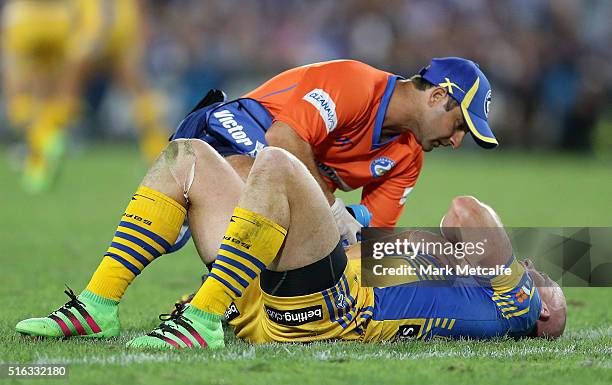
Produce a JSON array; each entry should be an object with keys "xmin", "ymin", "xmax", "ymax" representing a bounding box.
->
[{"xmin": 410, "ymin": 75, "xmax": 459, "ymax": 111}]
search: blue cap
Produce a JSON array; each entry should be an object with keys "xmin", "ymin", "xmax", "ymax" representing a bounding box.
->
[{"xmin": 419, "ymin": 57, "xmax": 498, "ymax": 149}]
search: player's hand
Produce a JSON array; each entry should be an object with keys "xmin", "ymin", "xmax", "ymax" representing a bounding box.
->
[{"xmin": 331, "ymin": 198, "xmax": 363, "ymax": 246}]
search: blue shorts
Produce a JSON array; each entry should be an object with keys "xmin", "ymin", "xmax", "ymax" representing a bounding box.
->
[
  {"xmin": 171, "ymin": 98, "xmax": 272, "ymax": 157},
  {"xmin": 168, "ymin": 97, "xmax": 274, "ymax": 253}
]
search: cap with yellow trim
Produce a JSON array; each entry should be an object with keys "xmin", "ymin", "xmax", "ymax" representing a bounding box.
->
[{"xmin": 419, "ymin": 57, "xmax": 498, "ymax": 149}]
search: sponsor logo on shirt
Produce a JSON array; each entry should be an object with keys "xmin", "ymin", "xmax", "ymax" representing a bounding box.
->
[
  {"xmin": 370, "ymin": 156, "xmax": 396, "ymax": 178},
  {"xmin": 399, "ymin": 187, "xmax": 414, "ymax": 205},
  {"xmin": 212, "ymin": 109, "xmax": 254, "ymax": 146},
  {"xmin": 396, "ymin": 324, "xmax": 421, "ymax": 340},
  {"xmin": 265, "ymin": 305, "xmax": 324, "ymax": 326},
  {"xmin": 302, "ymin": 88, "xmax": 338, "ymax": 133}
]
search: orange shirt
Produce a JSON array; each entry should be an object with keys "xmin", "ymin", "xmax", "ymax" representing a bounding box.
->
[{"xmin": 244, "ymin": 60, "xmax": 423, "ymax": 227}]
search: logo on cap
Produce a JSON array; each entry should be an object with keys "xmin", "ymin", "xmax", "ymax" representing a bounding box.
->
[
  {"xmin": 438, "ymin": 77, "xmax": 464, "ymax": 95},
  {"xmin": 484, "ymin": 90, "xmax": 492, "ymax": 118}
]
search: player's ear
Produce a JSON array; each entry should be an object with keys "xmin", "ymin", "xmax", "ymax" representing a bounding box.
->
[
  {"xmin": 539, "ymin": 302, "xmax": 551, "ymax": 321},
  {"xmin": 428, "ymin": 86, "xmax": 448, "ymax": 107}
]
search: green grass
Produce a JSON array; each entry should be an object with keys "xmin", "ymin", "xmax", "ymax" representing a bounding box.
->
[{"xmin": 0, "ymin": 145, "xmax": 611, "ymax": 385}]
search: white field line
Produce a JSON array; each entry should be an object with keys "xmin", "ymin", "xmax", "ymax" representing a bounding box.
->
[
  {"xmin": 310, "ymin": 345, "xmax": 612, "ymax": 361},
  {"xmin": 19, "ymin": 326, "xmax": 611, "ymax": 366},
  {"xmin": 32, "ymin": 348, "xmax": 257, "ymax": 366},
  {"xmin": 30, "ymin": 345, "xmax": 612, "ymax": 366}
]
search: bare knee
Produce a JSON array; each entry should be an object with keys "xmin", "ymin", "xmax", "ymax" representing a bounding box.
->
[
  {"xmin": 249, "ymin": 147, "xmax": 298, "ymax": 184},
  {"xmin": 443, "ymin": 196, "xmax": 501, "ymax": 228}
]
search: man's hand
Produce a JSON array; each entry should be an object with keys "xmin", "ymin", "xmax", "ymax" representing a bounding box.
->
[{"xmin": 331, "ymin": 197, "xmax": 363, "ymax": 245}]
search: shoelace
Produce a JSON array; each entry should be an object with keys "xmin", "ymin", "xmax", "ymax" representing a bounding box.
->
[
  {"xmin": 151, "ymin": 302, "xmax": 193, "ymax": 336},
  {"xmin": 49, "ymin": 285, "xmax": 85, "ymax": 316},
  {"xmin": 159, "ymin": 302, "xmax": 187, "ymax": 321}
]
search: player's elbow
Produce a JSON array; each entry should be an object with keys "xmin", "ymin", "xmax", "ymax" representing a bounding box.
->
[
  {"xmin": 264, "ymin": 122, "xmax": 291, "ymax": 146},
  {"xmin": 443, "ymin": 195, "xmax": 504, "ymax": 230},
  {"xmin": 444, "ymin": 196, "xmax": 485, "ymax": 227}
]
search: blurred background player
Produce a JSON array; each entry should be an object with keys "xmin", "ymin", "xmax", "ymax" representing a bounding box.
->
[
  {"xmin": 2, "ymin": 0, "xmax": 611, "ymax": 194},
  {"xmin": 1, "ymin": 0, "xmax": 170, "ymax": 193}
]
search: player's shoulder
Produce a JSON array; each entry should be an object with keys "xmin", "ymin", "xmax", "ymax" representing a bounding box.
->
[
  {"xmin": 308, "ymin": 59, "xmax": 377, "ymax": 69},
  {"xmin": 305, "ymin": 59, "xmax": 392, "ymax": 80}
]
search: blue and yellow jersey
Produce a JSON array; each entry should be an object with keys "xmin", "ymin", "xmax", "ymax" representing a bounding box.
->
[
  {"xmin": 362, "ymin": 255, "xmax": 542, "ymax": 341},
  {"xmin": 489, "ymin": 255, "xmax": 542, "ymax": 337},
  {"xmin": 225, "ymin": 252, "xmax": 541, "ymax": 343}
]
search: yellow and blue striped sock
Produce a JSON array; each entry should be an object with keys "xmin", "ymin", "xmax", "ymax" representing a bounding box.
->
[
  {"xmin": 85, "ymin": 186, "xmax": 186, "ymax": 301},
  {"xmin": 190, "ymin": 207, "xmax": 287, "ymax": 315}
]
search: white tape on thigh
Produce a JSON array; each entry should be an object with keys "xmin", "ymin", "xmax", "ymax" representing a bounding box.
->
[
  {"xmin": 183, "ymin": 161, "xmax": 196, "ymax": 204},
  {"xmin": 166, "ymin": 139, "xmax": 197, "ymax": 206}
]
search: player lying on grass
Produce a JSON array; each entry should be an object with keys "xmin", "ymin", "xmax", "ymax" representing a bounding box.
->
[{"xmin": 16, "ymin": 142, "xmax": 566, "ymax": 346}]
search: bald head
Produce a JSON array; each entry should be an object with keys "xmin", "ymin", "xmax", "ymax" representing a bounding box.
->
[
  {"xmin": 521, "ymin": 260, "xmax": 567, "ymax": 339},
  {"xmin": 534, "ymin": 283, "xmax": 567, "ymax": 339}
]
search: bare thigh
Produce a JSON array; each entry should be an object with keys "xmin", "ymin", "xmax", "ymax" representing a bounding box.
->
[
  {"xmin": 238, "ymin": 147, "xmax": 340, "ymax": 271},
  {"xmin": 143, "ymin": 139, "xmax": 245, "ymax": 264},
  {"xmin": 225, "ymin": 154, "xmax": 254, "ymax": 182}
]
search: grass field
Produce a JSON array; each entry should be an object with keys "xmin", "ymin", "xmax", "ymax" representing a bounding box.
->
[{"xmin": 0, "ymin": 145, "xmax": 611, "ymax": 385}]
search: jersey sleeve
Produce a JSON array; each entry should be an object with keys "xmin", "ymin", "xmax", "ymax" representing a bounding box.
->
[
  {"xmin": 487, "ymin": 257, "xmax": 541, "ymax": 335},
  {"xmin": 361, "ymin": 152, "xmax": 422, "ymax": 227},
  {"xmin": 490, "ymin": 256, "xmax": 526, "ymax": 293},
  {"xmin": 274, "ymin": 61, "xmax": 378, "ymax": 146}
]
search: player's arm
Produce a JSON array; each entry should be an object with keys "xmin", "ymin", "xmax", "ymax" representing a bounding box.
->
[
  {"xmin": 265, "ymin": 121, "xmax": 335, "ymax": 205},
  {"xmin": 439, "ymin": 196, "xmax": 513, "ymax": 269},
  {"xmin": 441, "ymin": 197, "xmax": 527, "ymax": 293},
  {"xmin": 387, "ymin": 198, "xmax": 523, "ymax": 293},
  {"xmin": 391, "ymin": 197, "xmax": 513, "ymax": 269}
]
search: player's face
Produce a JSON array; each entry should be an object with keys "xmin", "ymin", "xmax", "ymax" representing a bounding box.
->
[{"xmin": 419, "ymin": 94, "xmax": 468, "ymax": 152}]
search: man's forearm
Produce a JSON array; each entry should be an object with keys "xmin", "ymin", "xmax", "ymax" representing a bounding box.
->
[
  {"xmin": 287, "ymin": 146, "xmax": 336, "ymax": 205},
  {"xmin": 265, "ymin": 122, "xmax": 335, "ymax": 205}
]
